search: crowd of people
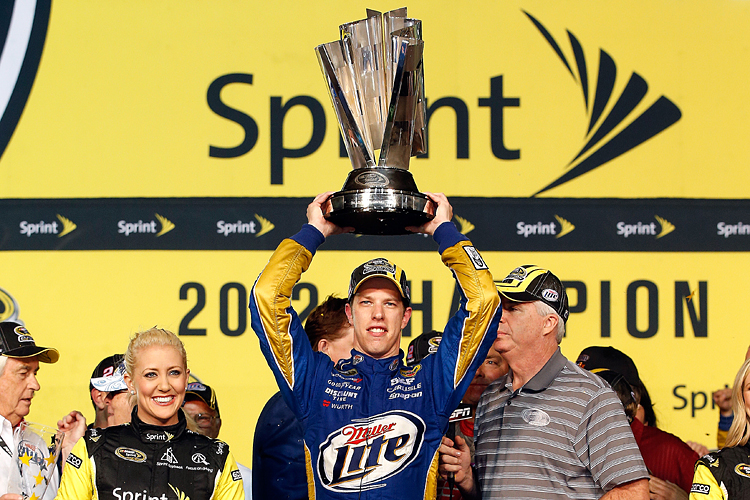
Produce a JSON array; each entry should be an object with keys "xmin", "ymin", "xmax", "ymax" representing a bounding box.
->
[{"xmin": 2, "ymin": 192, "xmax": 748, "ymax": 500}]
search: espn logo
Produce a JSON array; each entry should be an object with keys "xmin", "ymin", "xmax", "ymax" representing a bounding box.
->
[
  {"xmin": 450, "ymin": 406, "xmax": 472, "ymax": 421},
  {"xmin": 66, "ymin": 453, "xmax": 83, "ymax": 469},
  {"xmin": 690, "ymin": 483, "xmax": 710, "ymax": 495}
]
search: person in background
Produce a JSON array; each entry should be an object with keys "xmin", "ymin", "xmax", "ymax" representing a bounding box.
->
[
  {"xmin": 440, "ymin": 266, "xmax": 648, "ymax": 499},
  {"xmin": 253, "ymin": 295, "xmax": 354, "ymax": 500},
  {"xmin": 707, "ymin": 343, "xmax": 750, "ymax": 451},
  {"xmin": 0, "ymin": 321, "xmax": 86, "ymax": 500},
  {"xmin": 690, "ymin": 357, "xmax": 750, "ymax": 499},
  {"xmin": 184, "ymin": 380, "xmax": 221, "ymax": 439},
  {"xmin": 183, "ymin": 379, "xmax": 252, "ymax": 500},
  {"xmin": 577, "ymin": 346, "xmax": 699, "ymax": 499},
  {"xmin": 426, "ymin": 327, "xmax": 508, "ymax": 500},
  {"xmin": 89, "ymin": 354, "xmax": 131, "ymax": 428},
  {"xmin": 55, "ymin": 327, "xmax": 244, "ymax": 500}
]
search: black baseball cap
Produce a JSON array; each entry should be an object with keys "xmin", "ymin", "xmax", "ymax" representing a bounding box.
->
[
  {"xmin": 0, "ymin": 321, "xmax": 59, "ymax": 363},
  {"xmin": 90, "ymin": 354, "xmax": 127, "ymax": 392},
  {"xmin": 495, "ymin": 265, "xmax": 569, "ymax": 322},
  {"xmin": 348, "ymin": 258, "xmax": 410, "ymax": 306},
  {"xmin": 185, "ymin": 381, "xmax": 220, "ymax": 418},
  {"xmin": 405, "ymin": 330, "xmax": 442, "ymax": 366},
  {"xmin": 576, "ymin": 346, "xmax": 641, "ymax": 386}
]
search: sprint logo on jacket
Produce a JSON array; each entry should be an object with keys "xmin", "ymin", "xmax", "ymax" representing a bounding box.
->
[{"xmin": 318, "ymin": 411, "xmax": 425, "ymax": 492}]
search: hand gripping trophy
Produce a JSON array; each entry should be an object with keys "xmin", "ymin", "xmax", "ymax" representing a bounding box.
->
[{"xmin": 315, "ymin": 8, "xmax": 435, "ymax": 234}]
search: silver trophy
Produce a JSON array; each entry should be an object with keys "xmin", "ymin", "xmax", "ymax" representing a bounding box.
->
[
  {"xmin": 316, "ymin": 8, "xmax": 435, "ymax": 235},
  {"xmin": 10, "ymin": 421, "xmax": 64, "ymax": 500}
]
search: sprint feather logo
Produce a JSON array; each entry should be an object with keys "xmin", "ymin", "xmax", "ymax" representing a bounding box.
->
[
  {"xmin": 554, "ymin": 215, "xmax": 575, "ymax": 238},
  {"xmin": 254, "ymin": 213, "xmax": 275, "ymax": 237},
  {"xmin": 453, "ymin": 215, "xmax": 475, "ymax": 235},
  {"xmin": 524, "ymin": 11, "xmax": 682, "ymax": 196},
  {"xmin": 155, "ymin": 213, "xmax": 175, "ymax": 237},
  {"xmin": 56, "ymin": 214, "xmax": 76, "ymax": 237},
  {"xmin": 655, "ymin": 215, "xmax": 675, "ymax": 239},
  {"xmin": 169, "ymin": 484, "xmax": 191, "ymax": 500}
]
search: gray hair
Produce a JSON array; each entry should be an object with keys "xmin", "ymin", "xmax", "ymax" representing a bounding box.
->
[
  {"xmin": 534, "ymin": 301, "xmax": 565, "ymax": 344},
  {"xmin": 0, "ymin": 356, "xmax": 6, "ymax": 377}
]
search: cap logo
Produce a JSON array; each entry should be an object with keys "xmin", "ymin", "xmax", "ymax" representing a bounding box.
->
[
  {"xmin": 187, "ymin": 382, "xmax": 207, "ymax": 391},
  {"xmin": 428, "ymin": 337, "xmax": 441, "ymax": 353},
  {"xmin": 505, "ymin": 267, "xmax": 528, "ymax": 282},
  {"xmin": 363, "ymin": 259, "xmax": 396, "ymax": 275},
  {"xmin": 541, "ymin": 289, "xmax": 559, "ymax": 302},
  {"xmin": 576, "ymin": 354, "xmax": 590, "ymax": 368},
  {"xmin": 14, "ymin": 326, "xmax": 34, "ymax": 343}
]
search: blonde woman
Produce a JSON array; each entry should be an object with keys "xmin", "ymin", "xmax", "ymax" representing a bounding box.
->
[
  {"xmin": 690, "ymin": 358, "xmax": 750, "ymax": 499},
  {"xmin": 55, "ymin": 328, "xmax": 244, "ymax": 500}
]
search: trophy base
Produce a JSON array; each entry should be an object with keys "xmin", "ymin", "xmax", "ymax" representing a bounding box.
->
[
  {"xmin": 324, "ymin": 167, "xmax": 435, "ymax": 235},
  {"xmin": 324, "ymin": 189, "xmax": 435, "ymax": 235}
]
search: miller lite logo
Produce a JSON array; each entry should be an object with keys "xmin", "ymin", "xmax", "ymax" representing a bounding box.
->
[{"xmin": 317, "ymin": 410, "xmax": 425, "ymax": 492}]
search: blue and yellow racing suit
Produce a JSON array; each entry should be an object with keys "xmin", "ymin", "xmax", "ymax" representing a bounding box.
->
[{"xmin": 249, "ymin": 222, "xmax": 501, "ymax": 500}]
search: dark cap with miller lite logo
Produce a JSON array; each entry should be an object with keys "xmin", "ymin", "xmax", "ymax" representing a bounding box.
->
[
  {"xmin": 0, "ymin": 321, "xmax": 59, "ymax": 363},
  {"xmin": 495, "ymin": 265, "xmax": 569, "ymax": 322}
]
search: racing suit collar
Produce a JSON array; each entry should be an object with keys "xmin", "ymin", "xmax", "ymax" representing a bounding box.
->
[
  {"xmin": 349, "ymin": 349, "xmax": 404, "ymax": 373},
  {"xmin": 130, "ymin": 406, "xmax": 188, "ymax": 443}
]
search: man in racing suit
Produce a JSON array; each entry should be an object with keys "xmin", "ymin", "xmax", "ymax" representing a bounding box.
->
[
  {"xmin": 250, "ymin": 192, "xmax": 502, "ymax": 500},
  {"xmin": 54, "ymin": 407, "xmax": 244, "ymax": 500}
]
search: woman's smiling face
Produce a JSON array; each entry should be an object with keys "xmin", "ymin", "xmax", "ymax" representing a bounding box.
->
[{"xmin": 125, "ymin": 344, "xmax": 188, "ymax": 426}]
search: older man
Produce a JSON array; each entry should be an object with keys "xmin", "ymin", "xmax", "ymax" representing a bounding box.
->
[
  {"xmin": 439, "ymin": 266, "xmax": 649, "ymax": 499},
  {"xmin": 0, "ymin": 321, "xmax": 85, "ymax": 500}
]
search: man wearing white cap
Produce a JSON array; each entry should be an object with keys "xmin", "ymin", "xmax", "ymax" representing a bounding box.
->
[{"xmin": 89, "ymin": 354, "xmax": 131, "ymax": 428}]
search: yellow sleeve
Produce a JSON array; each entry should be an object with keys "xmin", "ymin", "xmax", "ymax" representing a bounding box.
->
[
  {"xmin": 440, "ymin": 240, "xmax": 501, "ymax": 387},
  {"xmin": 212, "ymin": 451, "xmax": 245, "ymax": 500},
  {"xmin": 251, "ymin": 238, "xmax": 313, "ymax": 389},
  {"xmin": 689, "ymin": 463, "xmax": 724, "ymax": 500},
  {"xmin": 54, "ymin": 437, "xmax": 94, "ymax": 500}
]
